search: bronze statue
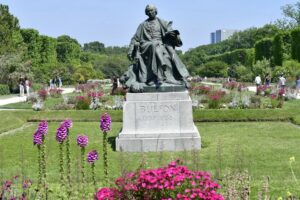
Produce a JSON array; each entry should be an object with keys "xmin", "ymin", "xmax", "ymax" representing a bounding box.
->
[{"xmin": 121, "ymin": 4, "xmax": 190, "ymax": 92}]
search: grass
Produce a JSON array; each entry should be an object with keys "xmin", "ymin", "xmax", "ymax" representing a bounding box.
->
[
  {"xmin": 1, "ymin": 121, "xmax": 300, "ymax": 198},
  {"xmin": 0, "ymin": 94, "xmax": 300, "ymax": 198}
]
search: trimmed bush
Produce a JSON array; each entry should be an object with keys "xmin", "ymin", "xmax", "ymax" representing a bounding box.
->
[
  {"xmin": 255, "ymin": 38, "xmax": 273, "ymax": 61},
  {"xmin": 291, "ymin": 28, "xmax": 300, "ymax": 62},
  {"xmin": 272, "ymin": 33, "xmax": 283, "ymax": 66},
  {"xmin": 0, "ymin": 84, "xmax": 10, "ymax": 95}
]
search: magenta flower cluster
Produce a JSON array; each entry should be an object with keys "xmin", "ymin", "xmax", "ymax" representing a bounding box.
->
[
  {"xmin": 96, "ymin": 161, "xmax": 224, "ymax": 200},
  {"xmin": 61, "ymin": 119, "xmax": 73, "ymax": 129},
  {"xmin": 37, "ymin": 120, "xmax": 48, "ymax": 135},
  {"xmin": 33, "ymin": 131, "xmax": 43, "ymax": 145},
  {"xmin": 77, "ymin": 135, "xmax": 89, "ymax": 147},
  {"xmin": 100, "ymin": 113, "xmax": 111, "ymax": 132},
  {"xmin": 96, "ymin": 188, "xmax": 120, "ymax": 200},
  {"xmin": 87, "ymin": 150, "xmax": 98, "ymax": 163},
  {"xmin": 33, "ymin": 120, "xmax": 48, "ymax": 145},
  {"xmin": 56, "ymin": 125, "xmax": 68, "ymax": 143}
]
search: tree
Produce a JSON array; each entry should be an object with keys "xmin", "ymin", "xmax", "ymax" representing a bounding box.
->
[
  {"xmin": 72, "ymin": 64, "xmax": 98, "ymax": 83},
  {"xmin": 281, "ymin": 2, "xmax": 300, "ymax": 26},
  {"xmin": 254, "ymin": 38, "xmax": 273, "ymax": 62},
  {"xmin": 198, "ymin": 61, "xmax": 228, "ymax": 77},
  {"xmin": 252, "ymin": 58, "xmax": 271, "ymax": 80},
  {"xmin": 83, "ymin": 41, "xmax": 105, "ymax": 53},
  {"xmin": 0, "ymin": 4, "xmax": 23, "ymax": 54},
  {"xmin": 0, "ymin": 53, "xmax": 33, "ymax": 91},
  {"xmin": 20, "ymin": 28, "xmax": 42, "ymax": 66},
  {"xmin": 291, "ymin": 28, "xmax": 300, "ymax": 62},
  {"xmin": 56, "ymin": 35, "xmax": 81, "ymax": 65},
  {"xmin": 272, "ymin": 33, "xmax": 283, "ymax": 66}
]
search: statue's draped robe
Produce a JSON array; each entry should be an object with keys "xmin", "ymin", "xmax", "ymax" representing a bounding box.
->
[{"xmin": 128, "ymin": 17, "xmax": 189, "ymax": 83}]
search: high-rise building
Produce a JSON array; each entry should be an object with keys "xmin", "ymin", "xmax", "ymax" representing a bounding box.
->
[
  {"xmin": 210, "ymin": 29, "xmax": 239, "ymax": 44},
  {"xmin": 210, "ymin": 32, "xmax": 216, "ymax": 44}
]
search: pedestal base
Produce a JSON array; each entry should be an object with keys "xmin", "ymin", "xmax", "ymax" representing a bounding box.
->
[{"xmin": 116, "ymin": 91, "xmax": 201, "ymax": 152}]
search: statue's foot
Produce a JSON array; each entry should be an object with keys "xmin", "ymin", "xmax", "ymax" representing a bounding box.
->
[
  {"xmin": 146, "ymin": 80, "xmax": 155, "ymax": 86},
  {"xmin": 164, "ymin": 79, "xmax": 182, "ymax": 85}
]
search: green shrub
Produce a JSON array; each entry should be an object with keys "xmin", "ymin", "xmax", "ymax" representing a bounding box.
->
[
  {"xmin": 198, "ymin": 61, "xmax": 228, "ymax": 77},
  {"xmin": 31, "ymin": 83, "xmax": 44, "ymax": 91},
  {"xmin": 0, "ymin": 84, "xmax": 10, "ymax": 95},
  {"xmin": 75, "ymin": 96, "xmax": 90, "ymax": 110},
  {"xmin": 272, "ymin": 33, "xmax": 283, "ymax": 66},
  {"xmin": 291, "ymin": 28, "xmax": 300, "ymax": 62},
  {"xmin": 254, "ymin": 38, "xmax": 273, "ymax": 62}
]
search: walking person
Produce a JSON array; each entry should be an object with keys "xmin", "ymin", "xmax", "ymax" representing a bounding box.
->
[
  {"xmin": 254, "ymin": 74, "xmax": 261, "ymax": 95},
  {"xmin": 265, "ymin": 73, "xmax": 271, "ymax": 86},
  {"xmin": 25, "ymin": 77, "xmax": 30, "ymax": 96},
  {"xmin": 278, "ymin": 74, "xmax": 286, "ymax": 89},
  {"xmin": 296, "ymin": 76, "xmax": 300, "ymax": 95},
  {"xmin": 19, "ymin": 78, "xmax": 25, "ymax": 97}
]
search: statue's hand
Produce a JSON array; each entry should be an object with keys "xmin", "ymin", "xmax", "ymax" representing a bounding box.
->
[
  {"xmin": 166, "ymin": 31, "xmax": 176, "ymax": 37},
  {"xmin": 127, "ymin": 53, "xmax": 133, "ymax": 61}
]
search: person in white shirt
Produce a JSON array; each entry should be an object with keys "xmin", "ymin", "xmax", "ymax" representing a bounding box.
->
[
  {"xmin": 254, "ymin": 75, "xmax": 261, "ymax": 95},
  {"xmin": 278, "ymin": 74, "xmax": 286, "ymax": 89},
  {"xmin": 25, "ymin": 77, "xmax": 30, "ymax": 96}
]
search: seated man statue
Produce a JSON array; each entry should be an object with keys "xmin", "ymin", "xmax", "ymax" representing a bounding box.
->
[{"xmin": 121, "ymin": 4, "xmax": 190, "ymax": 92}]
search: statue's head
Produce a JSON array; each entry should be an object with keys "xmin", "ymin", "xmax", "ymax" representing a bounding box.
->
[{"xmin": 145, "ymin": 4, "xmax": 157, "ymax": 18}]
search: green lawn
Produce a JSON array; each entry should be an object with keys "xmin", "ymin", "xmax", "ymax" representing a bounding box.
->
[{"xmin": 1, "ymin": 121, "xmax": 300, "ymax": 198}]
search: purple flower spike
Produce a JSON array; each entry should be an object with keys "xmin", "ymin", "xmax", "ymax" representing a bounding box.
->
[
  {"xmin": 33, "ymin": 130, "xmax": 42, "ymax": 145},
  {"xmin": 38, "ymin": 120, "xmax": 48, "ymax": 135},
  {"xmin": 100, "ymin": 113, "xmax": 111, "ymax": 132},
  {"xmin": 56, "ymin": 125, "xmax": 68, "ymax": 143},
  {"xmin": 87, "ymin": 150, "xmax": 98, "ymax": 163},
  {"xmin": 77, "ymin": 135, "xmax": 89, "ymax": 147},
  {"xmin": 61, "ymin": 119, "xmax": 73, "ymax": 129}
]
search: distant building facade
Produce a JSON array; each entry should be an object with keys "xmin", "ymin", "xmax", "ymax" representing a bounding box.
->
[{"xmin": 210, "ymin": 29, "xmax": 239, "ymax": 44}]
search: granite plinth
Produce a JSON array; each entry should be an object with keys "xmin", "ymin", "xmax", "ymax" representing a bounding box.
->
[
  {"xmin": 142, "ymin": 84, "xmax": 186, "ymax": 93},
  {"xmin": 116, "ymin": 91, "xmax": 201, "ymax": 152}
]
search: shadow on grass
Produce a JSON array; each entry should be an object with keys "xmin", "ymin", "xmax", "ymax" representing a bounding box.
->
[{"xmin": 108, "ymin": 136, "xmax": 116, "ymax": 151}]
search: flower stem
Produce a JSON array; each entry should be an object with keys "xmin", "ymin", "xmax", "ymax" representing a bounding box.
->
[
  {"xmin": 37, "ymin": 145, "xmax": 42, "ymax": 187},
  {"xmin": 59, "ymin": 142, "xmax": 65, "ymax": 188},
  {"xmin": 41, "ymin": 136, "xmax": 48, "ymax": 198},
  {"xmin": 103, "ymin": 131, "xmax": 108, "ymax": 185},
  {"xmin": 80, "ymin": 147, "xmax": 86, "ymax": 198},
  {"xmin": 91, "ymin": 163, "xmax": 96, "ymax": 192},
  {"xmin": 66, "ymin": 133, "xmax": 71, "ymax": 196}
]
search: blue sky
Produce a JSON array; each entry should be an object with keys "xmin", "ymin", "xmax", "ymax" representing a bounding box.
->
[{"xmin": 1, "ymin": 0, "xmax": 299, "ymax": 51}]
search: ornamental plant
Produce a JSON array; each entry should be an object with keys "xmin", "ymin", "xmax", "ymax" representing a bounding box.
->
[
  {"xmin": 208, "ymin": 90, "xmax": 225, "ymax": 109},
  {"xmin": 87, "ymin": 150, "xmax": 99, "ymax": 191},
  {"xmin": 49, "ymin": 88, "xmax": 63, "ymax": 98},
  {"xmin": 191, "ymin": 85, "xmax": 212, "ymax": 95},
  {"xmin": 95, "ymin": 161, "xmax": 224, "ymax": 200},
  {"xmin": 61, "ymin": 119, "xmax": 73, "ymax": 197},
  {"xmin": 37, "ymin": 89, "xmax": 48, "ymax": 101},
  {"xmin": 33, "ymin": 120, "xmax": 48, "ymax": 198},
  {"xmin": 223, "ymin": 81, "xmax": 238, "ymax": 90},
  {"xmin": 56, "ymin": 123, "xmax": 68, "ymax": 189},
  {"xmin": 100, "ymin": 113, "xmax": 111, "ymax": 185},
  {"xmin": 0, "ymin": 176, "xmax": 33, "ymax": 200},
  {"xmin": 77, "ymin": 134, "xmax": 89, "ymax": 198},
  {"xmin": 75, "ymin": 95, "xmax": 91, "ymax": 110}
]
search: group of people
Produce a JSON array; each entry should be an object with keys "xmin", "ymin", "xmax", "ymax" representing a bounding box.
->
[
  {"xmin": 19, "ymin": 77, "xmax": 31, "ymax": 97},
  {"xmin": 49, "ymin": 76, "xmax": 62, "ymax": 89},
  {"xmin": 255, "ymin": 73, "xmax": 300, "ymax": 95}
]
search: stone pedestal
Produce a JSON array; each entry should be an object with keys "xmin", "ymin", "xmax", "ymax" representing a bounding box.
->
[{"xmin": 116, "ymin": 91, "xmax": 201, "ymax": 152}]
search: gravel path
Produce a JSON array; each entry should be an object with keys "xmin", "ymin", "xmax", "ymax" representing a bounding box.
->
[{"xmin": 0, "ymin": 87, "xmax": 75, "ymax": 106}]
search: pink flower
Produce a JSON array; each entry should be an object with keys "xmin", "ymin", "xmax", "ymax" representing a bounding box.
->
[
  {"xmin": 96, "ymin": 188, "xmax": 120, "ymax": 200},
  {"xmin": 77, "ymin": 134, "xmax": 88, "ymax": 147},
  {"xmin": 100, "ymin": 113, "xmax": 111, "ymax": 132}
]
